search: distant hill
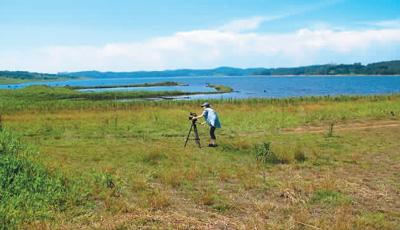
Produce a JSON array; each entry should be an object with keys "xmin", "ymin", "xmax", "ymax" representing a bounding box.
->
[
  {"xmin": 2, "ymin": 60, "xmax": 400, "ymax": 81},
  {"xmin": 262, "ymin": 60, "xmax": 400, "ymax": 75},
  {"xmin": 63, "ymin": 60, "xmax": 400, "ymax": 78},
  {"xmin": 0, "ymin": 71, "xmax": 76, "ymax": 81},
  {"xmin": 60, "ymin": 67, "xmax": 258, "ymax": 79}
]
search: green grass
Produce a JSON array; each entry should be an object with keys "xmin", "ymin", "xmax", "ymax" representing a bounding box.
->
[
  {"xmin": 0, "ymin": 77, "xmax": 31, "ymax": 84},
  {"xmin": 0, "ymin": 88, "xmax": 399, "ymax": 228},
  {"xmin": 206, "ymin": 83, "xmax": 234, "ymax": 93},
  {"xmin": 0, "ymin": 129, "xmax": 84, "ymax": 228},
  {"xmin": 356, "ymin": 212, "xmax": 398, "ymax": 229},
  {"xmin": 0, "ymin": 84, "xmax": 239, "ymax": 114},
  {"xmin": 311, "ymin": 189, "xmax": 351, "ymax": 206}
]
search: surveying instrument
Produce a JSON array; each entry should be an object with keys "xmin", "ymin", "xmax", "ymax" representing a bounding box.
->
[{"xmin": 184, "ymin": 112, "xmax": 201, "ymax": 148}]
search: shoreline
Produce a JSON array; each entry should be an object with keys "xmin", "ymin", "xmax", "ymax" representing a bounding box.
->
[
  {"xmin": 2, "ymin": 74, "xmax": 400, "ymax": 86},
  {"xmin": 66, "ymin": 81, "xmax": 188, "ymax": 90},
  {"xmin": 1, "ymin": 83, "xmax": 399, "ymax": 101},
  {"xmin": 248, "ymin": 74, "xmax": 400, "ymax": 77}
]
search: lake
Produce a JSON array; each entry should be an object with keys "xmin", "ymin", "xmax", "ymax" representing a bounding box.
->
[{"xmin": 1, "ymin": 75, "xmax": 400, "ymax": 99}]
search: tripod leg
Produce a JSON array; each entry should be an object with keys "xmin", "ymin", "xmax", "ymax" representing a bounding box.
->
[
  {"xmin": 193, "ymin": 124, "xmax": 201, "ymax": 148},
  {"xmin": 184, "ymin": 123, "xmax": 194, "ymax": 147}
]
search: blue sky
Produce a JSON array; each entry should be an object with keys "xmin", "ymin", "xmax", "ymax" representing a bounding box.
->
[{"xmin": 0, "ymin": 0, "xmax": 399, "ymax": 72}]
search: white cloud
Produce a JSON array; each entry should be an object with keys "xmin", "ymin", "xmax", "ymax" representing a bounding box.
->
[
  {"xmin": 217, "ymin": 16, "xmax": 290, "ymax": 32},
  {"xmin": 372, "ymin": 19, "xmax": 400, "ymax": 28},
  {"xmin": 1, "ymin": 26, "xmax": 400, "ymax": 72},
  {"xmin": 217, "ymin": 0, "xmax": 347, "ymax": 33},
  {"xmin": 219, "ymin": 16, "xmax": 266, "ymax": 32}
]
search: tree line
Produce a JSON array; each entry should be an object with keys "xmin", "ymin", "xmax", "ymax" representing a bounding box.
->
[{"xmin": 2, "ymin": 60, "xmax": 400, "ymax": 80}]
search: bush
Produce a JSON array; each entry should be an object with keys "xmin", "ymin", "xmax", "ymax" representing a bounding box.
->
[
  {"xmin": 0, "ymin": 130, "xmax": 75, "ymax": 228},
  {"xmin": 294, "ymin": 149, "xmax": 307, "ymax": 162},
  {"xmin": 254, "ymin": 142, "xmax": 288, "ymax": 165}
]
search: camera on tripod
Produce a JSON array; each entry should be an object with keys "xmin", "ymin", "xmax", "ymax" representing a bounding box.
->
[
  {"xmin": 185, "ymin": 112, "xmax": 201, "ymax": 148},
  {"xmin": 188, "ymin": 112, "xmax": 198, "ymax": 121}
]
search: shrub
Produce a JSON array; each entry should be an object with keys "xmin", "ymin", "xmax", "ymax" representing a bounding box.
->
[
  {"xmin": 0, "ymin": 129, "xmax": 78, "ymax": 228},
  {"xmin": 254, "ymin": 142, "xmax": 288, "ymax": 165},
  {"xmin": 294, "ymin": 149, "xmax": 307, "ymax": 162}
]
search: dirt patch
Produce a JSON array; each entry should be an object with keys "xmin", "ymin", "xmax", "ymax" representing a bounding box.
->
[{"xmin": 282, "ymin": 120, "xmax": 400, "ymax": 134}]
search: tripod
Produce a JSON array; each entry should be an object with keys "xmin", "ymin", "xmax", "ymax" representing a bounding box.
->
[{"xmin": 184, "ymin": 119, "xmax": 201, "ymax": 148}]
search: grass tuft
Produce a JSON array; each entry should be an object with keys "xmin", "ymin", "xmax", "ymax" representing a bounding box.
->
[
  {"xmin": 142, "ymin": 151, "xmax": 167, "ymax": 165},
  {"xmin": 311, "ymin": 189, "xmax": 351, "ymax": 206},
  {"xmin": 294, "ymin": 149, "xmax": 307, "ymax": 162},
  {"xmin": 254, "ymin": 142, "xmax": 290, "ymax": 164},
  {"xmin": 145, "ymin": 189, "xmax": 171, "ymax": 210}
]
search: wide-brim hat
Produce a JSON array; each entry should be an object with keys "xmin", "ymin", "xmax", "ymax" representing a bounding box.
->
[{"xmin": 201, "ymin": 102, "xmax": 210, "ymax": 107}]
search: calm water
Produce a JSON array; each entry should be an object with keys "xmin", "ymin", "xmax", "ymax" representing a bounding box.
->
[{"xmin": 1, "ymin": 75, "xmax": 400, "ymax": 99}]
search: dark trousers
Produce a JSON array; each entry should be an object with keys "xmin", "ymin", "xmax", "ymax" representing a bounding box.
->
[{"xmin": 210, "ymin": 126, "xmax": 216, "ymax": 140}]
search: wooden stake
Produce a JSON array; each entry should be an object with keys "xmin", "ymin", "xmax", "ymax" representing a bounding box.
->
[{"xmin": 328, "ymin": 122, "xmax": 334, "ymax": 137}]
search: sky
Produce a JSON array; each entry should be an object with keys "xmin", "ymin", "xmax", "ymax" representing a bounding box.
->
[{"xmin": 0, "ymin": 0, "xmax": 399, "ymax": 73}]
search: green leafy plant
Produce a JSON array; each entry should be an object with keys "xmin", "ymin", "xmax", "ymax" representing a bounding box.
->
[
  {"xmin": 254, "ymin": 142, "xmax": 287, "ymax": 164},
  {"xmin": 0, "ymin": 129, "xmax": 87, "ymax": 229}
]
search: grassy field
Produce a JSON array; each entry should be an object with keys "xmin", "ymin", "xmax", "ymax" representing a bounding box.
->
[
  {"xmin": 0, "ymin": 77, "xmax": 32, "ymax": 84},
  {"xmin": 0, "ymin": 87, "xmax": 399, "ymax": 229},
  {"xmin": 0, "ymin": 85, "xmax": 233, "ymax": 114}
]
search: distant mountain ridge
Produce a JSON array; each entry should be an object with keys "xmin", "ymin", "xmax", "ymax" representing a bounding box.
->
[
  {"xmin": 2, "ymin": 60, "xmax": 400, "ymax": 80},
  {"xmin": 60, "ymin": 66, "xmax": 262, "ymax": 79},
  {"xmin": 0, "ymin": 71, "xmax": 76, "ymax": 81},
  {"xmin": 62, "ymin": 60, "xmax": 400, "ymax": 78}
]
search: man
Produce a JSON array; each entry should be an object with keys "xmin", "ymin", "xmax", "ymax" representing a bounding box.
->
[{"xmin": 195, "ymin": 102, "xmax": 221, "ymax": 147}]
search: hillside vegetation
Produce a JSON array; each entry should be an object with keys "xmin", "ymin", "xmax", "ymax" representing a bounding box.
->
[
  {"xmin": 64, "ymin": 60, "xmax": 400, "ymax": 78},
  {"xmin": 2, "ymin": 61, "xmax": 399, "ymax": 83},
  {"xmin": 0, "ymin": 71, "xmax": 76, "ymax": 81}
]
